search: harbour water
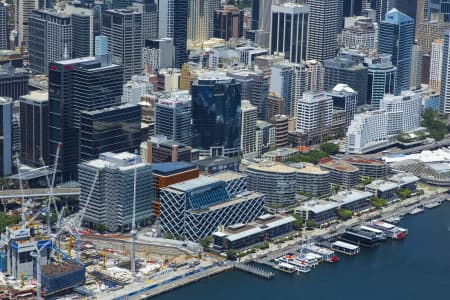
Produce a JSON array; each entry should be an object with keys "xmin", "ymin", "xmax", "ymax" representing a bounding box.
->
[{"xmin": 158, "ymin": 201, "xmax": 450, "ymax": 300}]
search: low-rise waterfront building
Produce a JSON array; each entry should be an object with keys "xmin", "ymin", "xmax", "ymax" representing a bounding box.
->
[
  {"xmin": 365, "ymin": 180, "xmax": 398, "ymax": 201},
  {"xmin": 389, "ymin": 173, "xmax": 420, "ymax": 193},
  {"xmin": 344, "ymin": 156, "xmax": 388, "ymax": 179},
  {"xmin": 319, "ymin": 159, "xmax": 360, "ymax": 190},
  {"xmin": 290, "ymin": 163, "xmax": 330, "ymax": 197},
  {"xmin": 212, "ymin": 214, "xmax": 295, "ymax": 250}
]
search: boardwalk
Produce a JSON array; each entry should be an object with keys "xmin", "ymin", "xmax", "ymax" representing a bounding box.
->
[{"xmin": 234, "ymin": 263, "xmax": 274, "ymax": 280}]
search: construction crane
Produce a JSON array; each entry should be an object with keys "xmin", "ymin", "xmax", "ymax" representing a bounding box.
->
[
  {"xmin": 16, "ymin": 157, "xmax": 27, "ymax": 227},
  {"xmin": 131, "ymin": 158, "xmax": 137, "ymax": 274}
]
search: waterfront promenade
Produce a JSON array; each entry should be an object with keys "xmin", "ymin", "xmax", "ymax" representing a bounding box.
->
[{"xmin": 95, "ymin": 187, "xmax": 447, "ymax": 299}]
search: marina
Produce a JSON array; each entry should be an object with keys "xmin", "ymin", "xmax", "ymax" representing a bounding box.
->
[
  {"xmin": 330, "ymin": 241, "xmax": 360, "ymax": 256},
  {"xmin": 409, "ymin": 207, "xmax": 424, "ymax": 215}
]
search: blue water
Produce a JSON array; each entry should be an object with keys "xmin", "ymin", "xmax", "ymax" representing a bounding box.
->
[{"xmin": 158, "ymin": 202, "xmax": 450, "ymax": 300}]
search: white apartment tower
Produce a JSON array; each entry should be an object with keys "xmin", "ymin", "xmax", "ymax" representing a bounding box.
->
[
  {"xmin": 440, "ymin": 31, "xmax": 450, "ymax": 115},
  {"xmin": 380, "ymin": 91, "xmax": 422, "ymax": 135},
  {"xmin": 241, "ymin": 100, "xmax": 257, "ymax": 155}
]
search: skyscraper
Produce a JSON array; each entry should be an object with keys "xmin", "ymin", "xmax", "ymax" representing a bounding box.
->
[
  {"xmin": 326, "ymin": 84, "xmax": 358, "ymax": 128},
  {"xmin": 378, "ymin": 8, "xmax": 414, "ymax": 94},
  {"xmin": 102, "ymin": 9, "xmax": 143, "ymax": 81},
  {"xmin": 132, "ymin": 0, "xmax": 158, "ymax": 40},
  {"xmin": 0, "ymin": 64, "xmax": 29, "ymax": 100},
  {"xmin": 430, "ymin": 39, "xmax": 443, "ymax": 91},
  {"xmin": 49, "ymin": 57, "xmax": 123, "ymax": 180},
  {"xmin": 440, "ymin": 31, "xmax": 450, "ymax": 114},
  {"xmin": 80, "ymin": 104, "xmax": 142, "ymax": 161},
  {"xmin": 191, "ymin": 72, "xmax": 241, "ymax": 157},
  {"xmin": 240, "ymin": 100, "xmax": 257, "ymax": 155},
  {"xmin": 296, "ymin": 92, "xmax": 333, "ymax": 142},
  {"xmin": 375, "ymin": 0, "xmax": 388, "ymax": 23},
  {"xmin": 158, "ymin": 0, "xmax": 188, "ymax": 68},
  {"xmin": 188, "ymin": 0, "xmax": 220, "ymax": 41},
  {"xmin": 214, "ymin": 5, "xmax": 244, "ymax": 40},
  {"xmin": 365, "ymin": 54, "xmax": 397, "ymax": 109},
  {"xmin": 410, "ymin": 44, "xmax": 424, "ymax": 90},
  {"xmin": 324, "ymin": 57, "xmax": 368, "ymax": 105},
  {"xmin": 270, "ymin": 63, "xmax": 294, "ymax": 116},
  {"xmin": 0, "ymin": 97, "xmax": 12, "ymax": 176},
  {"xmin": 0, "ymin": 3, "xmax": 7, "ymax": 49},
  {"xmin": 29, "ymin": 9, "xmax": 72, "ymax": 75},
  {"xmin": 306, "ymin": 0, "xmax": 340, "ymax": 62},
  {"xmin": 155, "ymin": 90, "xmax": 192, "ymax": 145},
  {"xmin": 15, "ymin": 0, "xmax": 45, "ymax": 48},
  {"xmin": 19, "ymin": 90, "xmax": 49, "ymax": 166},
  {"xmin": 79, "ymin": 152, "xmax": 152, "ymax": 232},
  {"xmin": 270, "ymin": 2, "xmax": 309, "ymax": 63}
]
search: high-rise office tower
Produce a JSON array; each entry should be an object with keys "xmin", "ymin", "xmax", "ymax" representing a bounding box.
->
[
  {"xmin": 270, "ymin": 63, "xmax": 294, "ymax": 116},
  {"xmin": 191, "ymin": 72, "xmax": 241, "ymax": 157},
  {"xmin": 324, "ymin": 57, "xmax": 369, "ymax": 105},
  {"xmin": 0, "ymin": 97, "xmax": 12, "ymax": 176},
  {"xmin": 378, "ymin": 8, "xmax": 414, "ymax": 94},
  {"xmin": 306, "ymin": 0, "xmax": 340, "ymax": 62},
  {"xmin": 214, "ymin": 5, "xmax": 244, "ymax": 40},
  {"xmin": 410, "ymin": 44, "xmax": 424, "ymax": 90},
  {"xmin": 65, "ymin": 0, "xmax": 103, "ymax": 58},
  {"xmin": 155, "ymin": 90, "xmax": 192, "ymax": 145},
  {"xmin": 227, "ymin": 70, "xmax": 270, "ymax": 121},
  {"xmin": 251, "ymin": 0, "xmax": 259, "ymax": 30},
  {"xmin": 188, "ymin": 0, "xmax": 220, "ymax": 41},
  {"xmin": 49, "ymin": 57, "xmax": 124, "ymax": 180},
  {"xmin": 440, "ymin": 31, "xmax": 450, "ymax": 115},
  {"xmin": 19, "ymin": 90, "xmax": 49, "ymax": 166},
  {"xmin": 430, "ymin": 39, "xmax": 443, "ymax": 91},
  {"xmin": 343, "ymin": 0, "xmax": 364, "ymax": 17},
  {"xmin": 112, "ymin": 0, "xmax": 132, "ymax": 9},
  {"xmin": 80, "ymin": 104, "xmax": 142, "ymax": 161},
  {"xmin": 15, "ymin": 0, "xmax": 45, "ymax": 48},
  {"xmin": 270, "ymin": 2, "xmax": 309, "ymax": 63},
  {"xmin": 375, "ymin": 0, "xmax": 388, "ymax": 23},
  {"xmin": 102, "ymin": 9, "xmax": 143, "ymax": 81},
  {"xmin": 0, "ymin": 64, "xmax": 29, "ymax": 100},
  {"xmin": 29, "ymin": 9, "xmax": 72, "ymax": 75},
  {"xmin": 240, "ymin": 100, "xmax": 257, "ymax": 155},
  {"xmin": 158, "ymin": 0, "xmax": 188, "ymax": 68},
  {"xmin": 365, "ymin": 54, "xmax": 397, "ymax": 109},
  {"xmin": 416, "ymin": 21, "xmax": 450, "ymax": 54},
  {"xmin": 0, "ymin": 3, "xmax": 7, "ymax": 49},
  {"xmin": 133, "ymin": 0, "xmax": 158, "ymax": 40},
  {"xmin": 326, "ymin": 84, "xmax": 358, "ymax": 128},
  {"xmin": 79, "ymin": 152, "xmax": 152, "ymax": 232}
]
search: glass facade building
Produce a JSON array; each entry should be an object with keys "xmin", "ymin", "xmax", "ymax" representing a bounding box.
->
[
  {"xmin": 191, "ymin": 73, "xmax": 241, "ymax": 157},
  {"xmin": 378, "ymin": 8, "xmax": 414, "ymax": 94},
  {"xmin": 80, "ymin": 103, "xmax": 141, "ymax": 161}
]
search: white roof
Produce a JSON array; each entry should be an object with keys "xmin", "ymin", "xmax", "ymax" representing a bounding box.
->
[
  {"xmin": 332, "ymin": 240, "xmax": 359, "ymax": 250},
  {"xmin": 383, "ymin": 148, "xmax": 450, "ymax": 163}
]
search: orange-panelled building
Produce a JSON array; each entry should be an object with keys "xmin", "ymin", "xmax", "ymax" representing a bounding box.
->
[{"xmin": 152, "ymin": 162, "xmax": 199, "ymax": 217}]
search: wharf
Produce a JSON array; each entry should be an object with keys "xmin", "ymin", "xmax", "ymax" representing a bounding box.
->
[{"xmin": 234, "ymin": 263, "xmax": 274, "ymax": 280}]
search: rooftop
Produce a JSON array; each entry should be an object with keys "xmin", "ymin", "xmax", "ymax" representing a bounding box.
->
[
  {"xmin": 388, "ymin": 173, "xmax": 420, "ymax": 185},
  {"xmin": 199, "ymin": 191, "xmax": 263, "ymax": 213},
  {"xmin": 297, "ymin": 199, "xmax": 340, "ymax": 214},
  {"xmin": 167, "ymin": 176, "xmax": 222, "ymax": 193},
  {"xmin": 366, "ymin": 180, "xmax": 398, "ymax": 192},
  {"xmin": 152, "ymin": 162, "xmax": 197, "ymax": 176},
  {"xmin": 344, "ymin": 156, "xmax": 386, "ymax": 166},
  {"xmin": 20, "ymin": 90, "xmax": 48, "ymax": 103},
  {"xmin": 296, "ymin": 164, "xmax": 329, "ymax": 175},
  {"xmin": 330, "ymin": 189, "xmax": 373, "ymax": 203},
  {"xmin": 247, "ymin": 162, "xmax": 298, "ymax": 174},
  {"xmin": 210, "ymin": 171, "xmax": 246, "ymax": 182},
  {"xmin": 194, "ymin": 156, "xmax": 238, "ymax": 167},
  {"xmin": 320, "ymin": 160, "xmax": 359, "ymax": 173}
]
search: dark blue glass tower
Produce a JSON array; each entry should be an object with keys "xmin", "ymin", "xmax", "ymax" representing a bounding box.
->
[
  {"xmin": 191, "ymin": 73, "xmax": 241, "ymax": 157},
  {"xmin": 378, "ymin": 8, "xmax": 414, "ymax": 94}
]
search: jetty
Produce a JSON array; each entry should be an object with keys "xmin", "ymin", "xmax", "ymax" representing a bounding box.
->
[{"xmin": 234, "ymin": 263, "xmax": 274, "ymax": 280}]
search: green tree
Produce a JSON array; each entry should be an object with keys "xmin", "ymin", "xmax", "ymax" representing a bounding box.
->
[
  {"xmin": 293, "ymin": 219, "xmax": 304, "ymax": 231},
  {"xmin": 95, "ymin": 224, "xmax": 106, "ymax": 233},
  {"xmin": 337, "ymin": 208, "xmax": 353, "ymax": 220},
  {"xmin": 305, "ymin": 219, "xmax": 316, "ymax": 228},
  {"xmin": 397, "ymin": 188, "xmax": 412, "ymax": 199},
  {"xmin": 0, "ymin": 212, "xmax": 20, "ymax": 232},
  {"xmin": 422, "ymin": 108, "xmax": 448, "ymax": 141},
  {"xmin": 199, "ymin": 236, "xmax": 212, "ymax": 248},
  {"xmin": 371, "ymin": 196, "xmax": 388, "ymax": 209},
  {"xmin": 416, "ymin": 189, "xmax": 424, "ymax": 196},
  {"xmin": 360, "ymin": 178, "xmax": 373, "ymax": 186},
  {"xmin": 319, "ymin": 142, "xmax": 339, "ymax": 155},
  {"xmin": 226, "ymin": 249, "xmax": 237, "ymax": 260}
]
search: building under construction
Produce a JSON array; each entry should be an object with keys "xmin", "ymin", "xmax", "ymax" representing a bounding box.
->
[{"xmin": 40, "ymin": 262, "xmax": 85, "ymax": 297}]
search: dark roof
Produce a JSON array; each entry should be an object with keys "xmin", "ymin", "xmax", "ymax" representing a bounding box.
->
[
  {"xmin": 194, "ymin": 156, "xmax": 239, "ymax": 168},
  {"xmin": 152, "ymin": 162, "xmax": 197, "ymax": 176}
]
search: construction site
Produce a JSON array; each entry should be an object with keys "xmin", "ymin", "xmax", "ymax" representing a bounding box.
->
[{"xmin": 0, "ymin": 145, "xmax": 222, "ymax": 299}]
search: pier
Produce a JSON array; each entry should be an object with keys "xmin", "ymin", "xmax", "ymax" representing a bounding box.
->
[{"xmin": 234, "ymin": 263, "xmax": 274, "ymax": 280}]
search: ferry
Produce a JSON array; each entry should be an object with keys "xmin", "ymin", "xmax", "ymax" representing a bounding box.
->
[
  {"xmin": 425, "ymin": 200, "xmax": 442, "ymax": 209},
  {"xmin": 359, "ymin": 225, "xmax": 387, "ymax": 241},
  {"xmin": 384, "ymin": 216, "xmax": 401, "ymax": 224},
  {"xmin": 274, "ymin": 262, "xmax": 297, "ymax": 274},
  {"xmin": 330, "ymin": 241, "xmax": 360, "ymax": 255},
  {"xmin": 340, "ymin": 226, "xmax": 385, "ymax": 248},
  {"xmin": 303, "ymin": 244, "xmax": 339, "ymax": 263},
  {"xmin": 276, "ymin": 255, "xmax": 312, "ymax": 273},
  {"xmin": 409, "ymin": 207, "xmax": 424, "ymax": 215},
  {"xmin": 368, "ymin": 221, "xmax": 408, "ymax": 240}
]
